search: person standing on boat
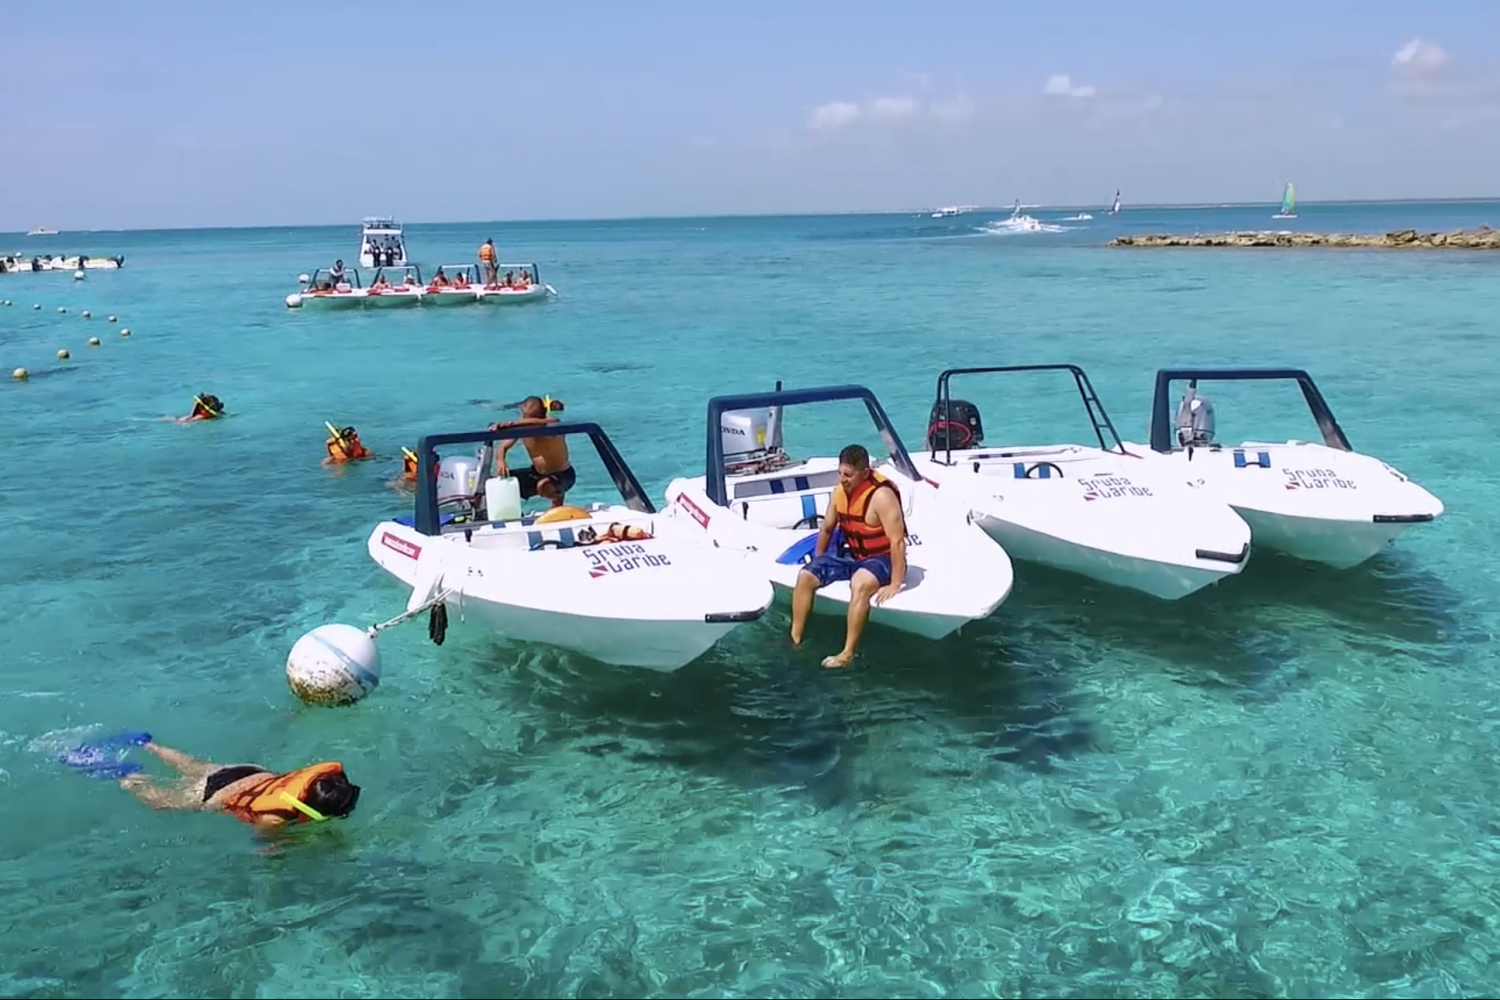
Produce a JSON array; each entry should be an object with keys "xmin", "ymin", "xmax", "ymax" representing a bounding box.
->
[
  {"xmin": 790, "ymin": 443, "xmax": 908, "ymax": 669},
  {"xmin": 478, "ymin": 238, "xmax": 497, "ymax": 285},
  {"xmin": 490, "ymin": 396, "xmax": 574, "ymax": 507}
]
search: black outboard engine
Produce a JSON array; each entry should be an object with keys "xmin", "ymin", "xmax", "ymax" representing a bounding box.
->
[{"xmin": 927, "ymin": 398, "xmax": 984, "ymax": 451}]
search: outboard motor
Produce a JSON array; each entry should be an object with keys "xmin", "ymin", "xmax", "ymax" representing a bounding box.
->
[
  {"xmin": 721, "ymin": 407, "xmax": 774, "ymax": 468},
  {"xmin": 1174, "ymin": 382, "xmax": 1216, "ymax": 448},
  {"xmin": 926, "ymin": 398, "xmax": 984, "ymax": 451},
  {"xmin": 435, "ymin": 453, "xmax": 483, "ymax": 510}
]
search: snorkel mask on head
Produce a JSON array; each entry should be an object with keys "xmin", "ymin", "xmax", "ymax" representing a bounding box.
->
[{"xmin": 193, "ymin": 394, "xmax": 222, "ymax": 419}]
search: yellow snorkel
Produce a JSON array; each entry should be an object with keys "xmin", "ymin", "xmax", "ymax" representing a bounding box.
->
[
  {"xmin": 279, "ymin": 791, "xmax": 328, "ymax": 822},
  {"xmin": 193, "ymin": 395, "xmax": 221, "ymax": 418},
  {"xmin": 401, "ymin": 446, "xmax": 419, "ymax": 464}
]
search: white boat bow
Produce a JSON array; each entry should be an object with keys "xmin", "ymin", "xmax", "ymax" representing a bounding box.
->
[
  {"xmin": 1124, "ymin": 367, "xmax": 1444, "ymax": 569},
  {"xmin": 912, "ymin": 363, "xmax": 1251, "ymax": 600},
  {"xmin": 663, "ymin": 382, "xmax": 1014, "ymax": 641},
  {"xmin": 366, "ymin": 421, "xmax": 771, "ymax": 672}
]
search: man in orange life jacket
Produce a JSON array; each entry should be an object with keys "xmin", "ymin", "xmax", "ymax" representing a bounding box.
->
[
  {"xmin": 118, "ymin": 739, "xmax": 360, "ymax": 829},
  {"xmin": 790, "ymin": 443, "xmax": 908, "ymax": 669}
]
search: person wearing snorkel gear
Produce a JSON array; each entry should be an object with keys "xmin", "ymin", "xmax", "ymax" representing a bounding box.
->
[
  {"xmin": 388, "ymin": 446, "xmax": 424, "ymax": 490},
  {"xmin": 490, "ymin": 395, "xmax": 574, "ymax": 507},
  {"xmin": 118, "ymin": 740, "xmax": 360, "ymax": 829},
  {"xmin": 177, "ymin": 394, "xmax": 224, "ymax": 424},
  {"xmin": 322, "ymin": 423, "xmax": 373, "ymax": 466}
]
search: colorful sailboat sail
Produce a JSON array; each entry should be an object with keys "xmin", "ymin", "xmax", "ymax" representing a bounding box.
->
[{"xmin": 1274, "ymin": 182, "xmax": 1296, "ymax": 218}]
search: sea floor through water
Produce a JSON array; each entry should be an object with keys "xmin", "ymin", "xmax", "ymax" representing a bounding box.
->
[{"xmin": 1, "ymin": 204, "xmax": 1498, "ymax": 997}]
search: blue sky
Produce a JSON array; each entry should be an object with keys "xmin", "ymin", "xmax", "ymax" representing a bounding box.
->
[{"xmin": 2, "ymin": 0, "xmax": 1497, "ymax": 229}]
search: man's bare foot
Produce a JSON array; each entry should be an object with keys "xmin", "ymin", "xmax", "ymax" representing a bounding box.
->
[
  {"xmin": 821, "ymin": 652, "xmax": 854, "ymax": 669},
  {"xmin": 119, "ymin": 773, "xmax": 146, "ymax": 789}
]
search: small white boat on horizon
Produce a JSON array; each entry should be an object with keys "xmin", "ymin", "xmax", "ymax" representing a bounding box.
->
[
  {"xmin": 662, "ymin": 383, "xmax": 1014, "ymax": 642},
  {"xmin": 26, "ymin": 227, "xmax": 58, "ymax": 236},
  {"xmin": 359, "ymin": 216, "xmax": 408, "ymax": 269},
  {"xmin": 1124, "ymin": 367, "xmax": 1444, "ymax": 569},
  {"xmin": 367, "ymin": 423, "xmax": 773, "ymax": 672},
  {"xmin": 910, "ymin": 364, "xmax": 1252, "ymax": 600}
]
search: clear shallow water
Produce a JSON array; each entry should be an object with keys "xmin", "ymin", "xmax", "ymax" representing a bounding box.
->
[{"xmin": 1, "ymin": 203, "xmax": 1498, "ymax": 998}]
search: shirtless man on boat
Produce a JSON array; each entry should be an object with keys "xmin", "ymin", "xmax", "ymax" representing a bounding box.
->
[
  {"xmin": 790, "ymin": 443, "xmax": 907, "ymax": 669},
  {"xmin": 491, "ymin": 395, "xmax": 575, "ymax": 507}
]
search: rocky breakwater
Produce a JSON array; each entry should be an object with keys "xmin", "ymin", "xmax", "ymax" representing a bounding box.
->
[{"xmin": 1109, "ymin": 225, "xmax": 1500, "ymax": 250}]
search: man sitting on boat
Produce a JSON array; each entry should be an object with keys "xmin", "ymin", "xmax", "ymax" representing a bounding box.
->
[
  {"xmin": 790, "ymin": 443, "xmax": 908, "ymax": 669},
  {"xmin": 430, "ymin": 267, "xmax": 450, "ymax": 287},
  {"xmin": 490, "ymin": 396, "xmax": 575, "ymax": 508}
]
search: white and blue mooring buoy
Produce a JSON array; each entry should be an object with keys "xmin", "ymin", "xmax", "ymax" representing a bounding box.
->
[{"xmin": 286, "ymin": 623, "xmax": 381, "ymax": 706}]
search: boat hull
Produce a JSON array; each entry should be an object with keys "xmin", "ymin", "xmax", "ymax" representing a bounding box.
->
[
  {"xmin": 477, "ymin": 284, "xmax": 553, "ymax": 305},
  {"xmin": 663, "ymin": 458, "xmax": 1014, "ymax": 642},
  {"xmin": 296, "ymin": 290, "xmax": 368, "ymax": 308},
  {"xmin": 913, "ymin": 446, "xmax": 1251, "ymax": 600},
  {"xmin": 1124, "ymin": 440, "xmax": 1443, "ymax": 569},
  {"xmin": 422, "ymin": 288, "xmax": 479, "ymax": 306},
  {"xmin": 365, "ymin": 512, "xmax": 773, "ymax": 672},
  {"xmin": 363, "ymin": 289, "xmax": 424, "ymax": 307}
]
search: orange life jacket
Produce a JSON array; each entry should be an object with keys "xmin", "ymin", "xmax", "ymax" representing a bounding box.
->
[
  {"xmin": 217, "ymin": 761, "xmax": 346, "ymax": 824},
  {"xmin": 327, "ymin": 435, "xmax": 371, "ymax": 461},
  {"xmin": 833, "ymin": 471, "xmax": 899, "ymax": 558}
]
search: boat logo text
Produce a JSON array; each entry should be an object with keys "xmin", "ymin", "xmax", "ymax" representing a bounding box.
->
[
  {"xmin": 584, "ymin": 543, "xmax": 672, "ymax": 579},
  {"xmin": 1079, "ymin": 475, "xmax": 1153, "ymax": 501},
  {"xmin": 1283, "ymin": 468, "xmax": 1356, "ymax": 491},
  {"xmin": 380, "ymin": 531, "xmax": 422, "ymax": 560}
]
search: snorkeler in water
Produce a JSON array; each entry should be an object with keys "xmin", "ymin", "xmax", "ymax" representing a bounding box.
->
[
  {"xmin": 118, "ymin": 739, "xmax": 360, "ymax": 829},
  {"xmin": 176, "ymin": 393, "xmax": 224, "ymax": 423},
  {"xmin": 323, "ymin": 423, "xmax": 373, "ymax": 466}
]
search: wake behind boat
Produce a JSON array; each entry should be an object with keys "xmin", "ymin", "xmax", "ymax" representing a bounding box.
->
[
  {"xmin": 912, "ymin": 364, "xmax": 1251, "ymax": 600},
  {"xmin": 367, "ymin": 422, "xmax": 772, "ymax": 672},
  {"xmin": 663, "ymin": 383, "xmax": 1014, "ymax": 641},
  {"xmin": 1125, "ymin": 367, "xmax": 1444, "ymax": 569}
]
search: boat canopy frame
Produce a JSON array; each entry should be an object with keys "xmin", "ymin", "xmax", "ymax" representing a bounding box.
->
[
  {"xmin": 1146, "ymin": 367, "xmax": 1352, "ymax": 454},
  {"xmin": 927, "ymin": 363, "xmax": 1127, "ymax": 465},
  {"xmin": 412, "ymin": 422, "xmax": 656, "ymax": 536},
  {"xmin": 702, "ymin": 383, "xmax": 921, "ymax": 508}
]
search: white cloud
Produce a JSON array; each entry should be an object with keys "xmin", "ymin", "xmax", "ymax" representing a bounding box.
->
[
  {"xmin": 930, "ymin": 95, "xmax": 976, "ymax": 123},
  {"xmin": 1392, "ymin": 39, "xmax": 1448, "ymax": 77},
  {"xmin": 1043, "ymin": 74, "xmax": 1096, "ymax": 99},
  {"xmin": 808, "ymin": 101, "xmax": 862, "ymax": 131},
  {"xmin": 805, "ymin": 87, "xmax": 974, "ymax": 132}
]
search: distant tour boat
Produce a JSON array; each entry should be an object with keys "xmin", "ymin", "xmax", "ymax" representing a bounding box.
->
[{"xmin": 359, "ymin": 217, "xmax": 407, "ymax": 269}]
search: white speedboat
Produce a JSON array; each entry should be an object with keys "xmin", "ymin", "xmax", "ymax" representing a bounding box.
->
[
  {"xmin": 1125, "ymin": 368, "xmax": 1444, "ymax": 569},
  {"xmin": 286, "ymin": 266, "xmax": 368, "ymax": 308},
  {"xmin": 359, "ymin": 216, "xmax": 407, "ymax": 269},
  {"xmin": 363, "ymin": 265, "xmax": 426, "ymax": 306},
  {"xmin": 911, "ymin": 364, "xmax": 1252, "ymax": 600},
  {"xmin": 367, "ymin": 422, "xmax": 773, "ymax": 672},
  {"xmin": 422, "ymin": 263, "xmax": 482, "ymax": 305},
  {"xmin": 662, "ymin": 383, "xmax": 1014, "ymax": 641},
  {"xmin": 477, "ymin": 262, "xmax": 557, "ymax": 304}
]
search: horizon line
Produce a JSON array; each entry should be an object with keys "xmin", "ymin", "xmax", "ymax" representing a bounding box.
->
[{"xmin": 7, "ymin": 194, "xmax": 1500, "ymax": 236}]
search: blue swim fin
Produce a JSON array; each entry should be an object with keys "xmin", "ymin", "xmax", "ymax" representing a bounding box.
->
[{"xmin": 60, "ymin": 731, "xmax": 151, "ymax": 779}]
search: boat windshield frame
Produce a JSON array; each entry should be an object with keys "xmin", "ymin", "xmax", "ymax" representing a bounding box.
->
[
  {"xmin": 307, "ymin": 265, "xmax": 363, "ymax": 288},
  {"xmin": 927, "ymin": 363, "xmax": 1127, "ymax": 465},
  {"xmin": 494, "ymin": 262, "xmax": 541, "ymax": 282},
  {"xmin": 412, "ymin": 422, "xmax": 656, "ymax": 536},
  {"xmin": 1147, "ymin": 367, "xmax": 1352, "ymax": 454},
  {"xmin": 369, "ymin": 263, "xmax": 424, "ymax": 285},
  {"xmin": 702, "ymin": 383, "xmax": 922, "ymax": 508},
  {"xmin": 430, "ymin": 263, "xmax": 481, "ymax": 284}
]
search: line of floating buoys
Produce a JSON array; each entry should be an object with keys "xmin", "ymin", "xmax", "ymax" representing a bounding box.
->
[{"xmin": 7, "ymin": 305, "xmax": 133, "ymax": 380}]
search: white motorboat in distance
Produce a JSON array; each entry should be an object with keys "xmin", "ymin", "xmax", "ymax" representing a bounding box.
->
[
  {"xmin": 911, "ymin": 364, "xmax": 1251, "ymax": 600},
  {"xmin": 662, "ymin": 382, "xmax": 1014, "ymax": 641},
  {"xmin": 423, "ymin": 263, "xmax": 483, "ymax": 305},
  {"xmin": 359, "ymin": 217, "xmax": 408, "ymax": 269},
  {"xmin": 367, "ymin": 421, "xmax": 773, "ymax": 672},
  {"xmin": 286, "ymin": 265, "xmax": 368, "ymax": 308},
  {"xmin": 477, "ymin": 262, "xmax": 557, "ymax": 304},
  {"xmin": 1125, "ymin": 367, "xmax": 1444, "ymax": 569}
]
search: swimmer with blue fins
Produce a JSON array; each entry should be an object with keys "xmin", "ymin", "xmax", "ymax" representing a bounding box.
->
[{"xmin": 97, "ymin": 735, "xmax": 359, "ymax": 828}]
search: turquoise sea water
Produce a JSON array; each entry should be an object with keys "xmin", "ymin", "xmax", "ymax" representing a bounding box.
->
[{"xmin": 2, "ymin": 202, "xmax": 1498, "ymax": 998}]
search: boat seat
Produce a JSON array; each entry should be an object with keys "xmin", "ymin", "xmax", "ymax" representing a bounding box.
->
[{"xmin": 731, "ymin": 470, "xmax": 840, "ymax": 525}]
